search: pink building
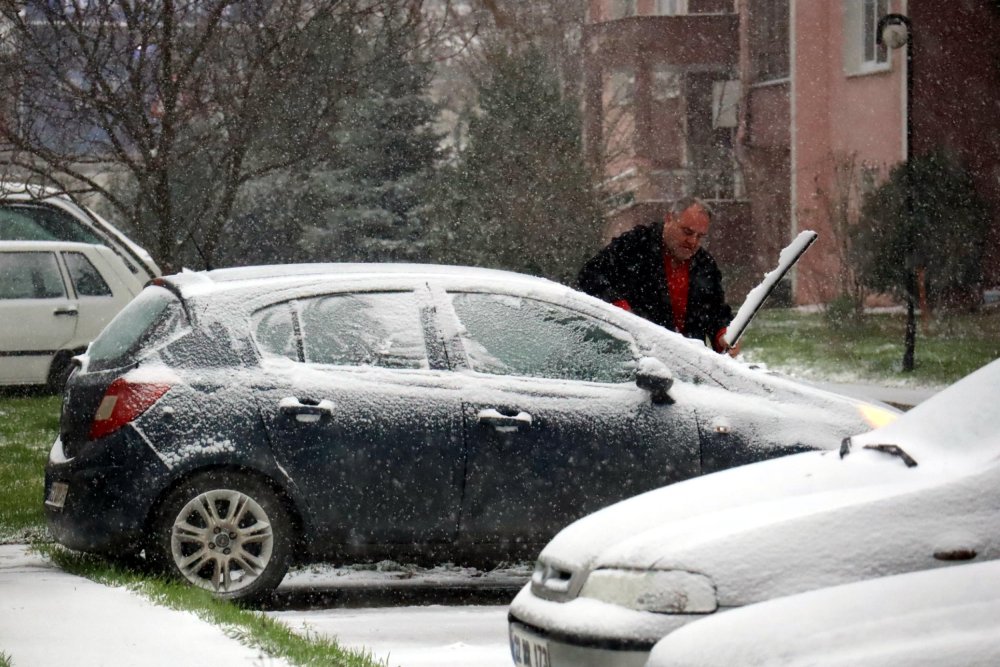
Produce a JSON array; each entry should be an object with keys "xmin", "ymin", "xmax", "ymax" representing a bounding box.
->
[{"xmin": 585, "ymin": 0, "xmax": 1000, "ymax": 304}]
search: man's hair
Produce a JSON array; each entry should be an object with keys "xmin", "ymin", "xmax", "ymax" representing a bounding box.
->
[{"xmin": 669, "ymin": 196, "xmax": 714, "ymax": 221}]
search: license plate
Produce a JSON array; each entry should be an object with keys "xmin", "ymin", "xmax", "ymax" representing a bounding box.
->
[
  {"xmin": 46, "ymin": 482, "xmax": 69, "ymax": 509},
  {"xmin": 510, "ymin": 623, "xmax": 550, "ymax": 667}
]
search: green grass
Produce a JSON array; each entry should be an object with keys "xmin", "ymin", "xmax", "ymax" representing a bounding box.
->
[
  {"xmin": 0, "ymin": 393, "xmax": 60, "ymax": 542},
  {"xmin": 0, "ymin": 651, "xmax": 11, "ymax": 667},
  {"xmin": 741, "ymin": 307, "xmax": 1000, "ymax": 386}
]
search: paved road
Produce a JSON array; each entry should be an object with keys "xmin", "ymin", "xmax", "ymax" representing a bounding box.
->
[{"xmin": 264, "ymin": 563, "xmax": 527, "ymax": 667}]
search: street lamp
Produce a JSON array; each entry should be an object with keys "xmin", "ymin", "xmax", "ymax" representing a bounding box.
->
[{"xmin": 877, "ymin": 13, "xmax": 916, "ymax": 372}]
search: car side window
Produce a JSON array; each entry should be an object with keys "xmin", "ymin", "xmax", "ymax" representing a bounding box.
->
[
  {"xmin": 450, "ymin": 292, "xmax": 636, "ymax": 383},
  {"xmin": 252, "ymin": 303, "xmax": 300, "ymax": 362},
  {"xmin": 0, "ymin": 251, "xmax": 65, "ymax": 299},
  {"xmin": 299, "ymin": 292, "xmax": 429, "ymax": 370},
  {"xmin": 64, "ymin": 252, "xmax": 112, "ymax": 296}
]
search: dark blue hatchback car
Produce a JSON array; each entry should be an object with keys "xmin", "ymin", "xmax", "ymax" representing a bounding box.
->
[{"xmin": 44, "ymin": 264, "xmax": 896, "ymax": 602}]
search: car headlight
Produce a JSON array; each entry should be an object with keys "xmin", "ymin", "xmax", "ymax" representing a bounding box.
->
[
  {"xmin": 579, "ymin": 569, "xmax": 717, "ymax": 613},
  {"xmin": 858, "ymin": 403, "xmax": 900, "ymax": 429}
]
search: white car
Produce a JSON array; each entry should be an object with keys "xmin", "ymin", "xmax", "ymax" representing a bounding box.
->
[
  {"xmin": 508, "ymin": 358, "xmax": 1000, "ymax": 667},
  {"xmin": 0, "ymin": 240, "xmax": 146, "ymax": 388},
  {"xmin": 646, "ymin": 560, "xmax": 1000, "ymax": 666},
  {"xmin": 0, "ymin": 183, "xmax": 160, "ymax": 283}
]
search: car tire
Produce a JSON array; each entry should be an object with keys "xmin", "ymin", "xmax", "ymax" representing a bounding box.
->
[
  {"xmin": 46, "ymin": 351, "xmax": 75, "ymax": 394},
  {"xmin": 152, "ymin": 470, "xmax": 292, "ymax": 604}
]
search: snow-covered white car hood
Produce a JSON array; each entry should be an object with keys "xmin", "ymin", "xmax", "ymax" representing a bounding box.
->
[
  {"xmin": 539, "ymin": 447, "xmax": 922, "ymax": 573},
  {"xmin": 538, "ymin": 357, "xmax": 1000, "ymax": 585},
  {"xmin": 647, "ymin": 559, "xmax": 1000, "ymax": 667}
]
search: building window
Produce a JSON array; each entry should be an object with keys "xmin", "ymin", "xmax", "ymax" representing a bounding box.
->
[
  {"xmin": 750, "ymin": 0, "xmax": 789, "ymax": 82},
  {"xmin": 609, "ymin": 0, "xmax": 637, "ymax": 19},
  {"xmin": 862, "ymin": 0, "xmax": 889, "ymax": 65},
  {"xmin": 749, "ymin": 0, "xmax": 789, "ymax": 82},
  {"xmin": 652, "ymin": 65, "xmax": 681, "ymax": 101},
  {"xmin": 607, "ymin": 67, "xmax": 636, "ymax": 107},
  {"xmin": 654, "ymin": 0, "xmax": 688, "ymax": 15},
  {"xmin": 844, "ymin": 0, "xmax": 890, "ymax": 74}
]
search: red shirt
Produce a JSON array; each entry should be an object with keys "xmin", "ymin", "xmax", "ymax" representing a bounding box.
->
[
  {"xmin": 611, "ymin": 253, "xmax": 728, "ymax": 351},
  {"xmin": 663, "ymin": 254, "xmax": 691, "ymax": 334}
]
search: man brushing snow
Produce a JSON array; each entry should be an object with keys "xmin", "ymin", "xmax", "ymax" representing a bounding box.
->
[{"xmin": 578, "ymin": 196, "xmax": 739, "ymax": 356}]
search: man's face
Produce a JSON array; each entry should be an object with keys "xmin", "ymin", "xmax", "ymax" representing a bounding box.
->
[{"xmin": 662, "ymin": 204, "xmax": 711, "ymax": 261}]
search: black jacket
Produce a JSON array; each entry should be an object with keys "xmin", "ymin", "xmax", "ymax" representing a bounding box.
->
[{"xmin": 577, "ymin": 221, "xmax": 733, "ymax": 345}]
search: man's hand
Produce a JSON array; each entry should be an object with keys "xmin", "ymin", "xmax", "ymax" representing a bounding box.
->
[{"xmin": 714, "ymin": 328, "xmax": 740, "ymax": 357}]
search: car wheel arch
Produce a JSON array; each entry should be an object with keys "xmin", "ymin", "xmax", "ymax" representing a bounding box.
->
[
  {"xmin": 46, "ymin": 348, "xmax": 82, "ymax": 392},
  {"xmin": 146, "ymin": 464, "xmax": 307, "ymax": 554}
]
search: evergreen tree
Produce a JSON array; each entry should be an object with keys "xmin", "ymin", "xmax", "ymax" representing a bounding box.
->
[
  {"xmin": 299, "ymin": 34, "xmax": 442, "ymax": 263},
  {"xmin": 855, "ymin": 150, "xmax": 990, "ymax": 308},
  {"xmin": 217, "ymin": 9, "xmax": 441, "ymax": 267},
  {"xmin": 429, "ymin": 46, "xmax": 603, "ymax": 284},
  {"xmin": 853, "ymin": 150, "xmax": 991, "ymax": 371}
]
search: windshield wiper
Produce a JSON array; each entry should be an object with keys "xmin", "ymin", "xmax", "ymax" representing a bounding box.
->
[
  {"xmin": 864, "ymin": 444, "xmax": 918, "ymax": 467},
  {"xmin": 840, "ymin": 439, "xmax": 918, "ymax": 468}
]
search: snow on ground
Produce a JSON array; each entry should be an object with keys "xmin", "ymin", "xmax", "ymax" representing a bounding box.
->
[
  {"xmin": 269, "ymin": 605, "xmax": 512, "ymax": 667},
  {"xmin": 0, "ymin": 545, "xmax": 527, "ymax": 667},
  {"xmin": 0, "ymin": 544, "xmax": 289, "ymax": 667},
  {"xmin": 264, "ymin": 562, "xmax": 526, "ymax": 666}
]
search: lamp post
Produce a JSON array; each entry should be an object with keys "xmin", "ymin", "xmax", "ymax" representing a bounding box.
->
[{"xmin": 877, "ymin": 13, "xmax": 916, "ymax": 372}]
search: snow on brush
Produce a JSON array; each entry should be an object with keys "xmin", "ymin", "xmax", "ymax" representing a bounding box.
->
[{"xmin": 724, "ymin": 230, "xmax": 817, "ymax": 348}]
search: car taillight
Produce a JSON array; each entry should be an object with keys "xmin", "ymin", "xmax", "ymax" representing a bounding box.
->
[{"xmin": 89, "ymin": 378, "xmax": 172, "ymax": 440}]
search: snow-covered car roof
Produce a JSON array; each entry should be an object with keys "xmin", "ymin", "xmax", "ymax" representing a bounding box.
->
[
  {"xmin": 164, "ymin": 262, "xmax": 568, "ymax": 298},
  {"xmin": 647, "ymin": 559, "xmax": 1000, "ymax": 666}
]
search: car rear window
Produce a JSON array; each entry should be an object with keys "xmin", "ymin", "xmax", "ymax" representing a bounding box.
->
[
  {"xmin": 0, "ymin": 203, "xmax": 104, "ymax": 244},
  {"xmin": 87, "ymin": 285, "xmax": 187, "ymax": 370}
]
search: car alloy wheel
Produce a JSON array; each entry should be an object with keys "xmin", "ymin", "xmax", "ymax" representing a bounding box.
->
[{"xmin": 157, "ymin": 471, "xmax": 291, "ymax": 602}]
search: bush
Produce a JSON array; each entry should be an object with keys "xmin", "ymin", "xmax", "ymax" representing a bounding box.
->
[
  {"xmin": 824, "ymin": 293, "xmax": 864, "ymax": 326},
  {"xmin": 853, "ymin": 151, "xmax": 991, "ymax": 308}
]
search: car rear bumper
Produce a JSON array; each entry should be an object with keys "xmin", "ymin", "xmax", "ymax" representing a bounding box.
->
[{"xmin": 44, "ymin": 434, "xmax": 166, "ymax": 554}]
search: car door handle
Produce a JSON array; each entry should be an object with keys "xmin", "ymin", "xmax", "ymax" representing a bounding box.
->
[
  {"xmin": 477, "ymin": 408, "xmax": 533, "ymax": 432},
  {"xmin": 53, "ymin": 306, "xmax": 78, "ymax": 317},
  {"xmin": 278, "ymin": 397, "xmax": 335, "ymax": 423}
]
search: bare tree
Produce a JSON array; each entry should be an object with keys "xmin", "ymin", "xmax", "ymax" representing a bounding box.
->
[
  {"xmin": 0, "ymin": 0, "xmax": 426, "ymax": 271},
  {"xmin": 811, "ymin": 151, "xmax": 868, "ymax": 318}
]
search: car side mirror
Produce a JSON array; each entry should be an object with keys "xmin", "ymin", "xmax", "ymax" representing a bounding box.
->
[{"xmin": 635, "ymin": 357, "xmax": 674, "ymax": 404}]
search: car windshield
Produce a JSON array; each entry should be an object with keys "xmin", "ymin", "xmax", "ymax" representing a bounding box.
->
[
  {"xmin": 0, "ymin": 202, "xmax": 104, "ymax": 244},
  {"xmin": 87, "ymin": 285, "xmax": 187, "ymax": 371}
]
